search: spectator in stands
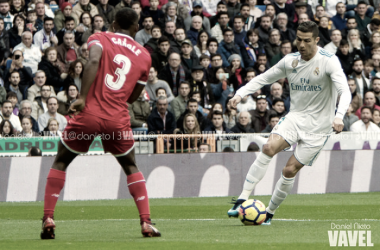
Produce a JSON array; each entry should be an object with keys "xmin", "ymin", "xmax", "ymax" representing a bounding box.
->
[
  {"xmin": 343, "ymin": 103, "xmax": 359, "ymax": 131},
  {"xmin": 209, "ymin": 1, "xmax": 226, "ymax": 28},
  {"xmin": 187, "ymin": 15, "xmax": 202, "ymax": 46},
  {"xmin": 162, "ymin": 21, "xmax": 176, "ymax": 43},
  {"xmin": 54, "ymin": 2, "xmax": 76, "ymax": 32},
  {"xmin": 135, "ymin": 15, "xmax": 153, "ymax": 46},
  {"xmin": 9, "ymin": 14, "xmax": 24, "ymax": 49},
  {"xmin": 207, "ymin": 38, "xmax": 218, "ymax": 56},
  {"xmin": 277, "ymin": 13, "xmax": 295, "ymax": 44},
  {"xmin": 351, "ymin": 58, "xmax": 369, "ymax": 99},
  {"xmin": 180, "ymin": 39, "xmax": 199, "ymax": 75},
  {"xmin": 142, "ymin": 0, "xmax": 164, "ymax": 26},
  {"xmin": 190, "ymin": 65, "xmax": 215, "ymax": 110},
  {"xmin": 0, "ymin": 120, "xmax": 15, "ymax": 136},
  {"xmin": 236, "ymin": 3, "xmax": 254, "ymax": 32},
  {"xmin": 176, "ymin": 98, "xmax": 205, "ymax": 131},
  {"xmin": 217, "ymin": 28, "xmax": 244, "ymax": 68},
  {"xmin": 249, "ymin": 95, "xmax": 270, "ymax": 132},
  {"xmin": 57, "ymin": 31, "xmax": 79, "ymax": 71},
  {"xmin": 147, "ymin": 96, "xmax": 176, "ymax": 134},
  {"xmin": 76, "ymin": 11, "xmax": 92, "ymax": 34},
  {"xmin": 372, "ymin": 75, "xmax": 380, "ymax": 104},
  {"xmin": 0, "ymin": 0, "xmax": 13, "ymax": 30},
  {"xmin": 64, "ymin": 59, "xmax": 83, "ymax": 91},
  {"xmin": 231, "ymin": 111, "xmax": 255, "ymax": 133},
  {"xmin": 172, "ymin": 81, "xmax": 190, "ymax": 120},
  {"xmin": 270, "ymin": 39, "xmax": 291, "ymax": 66},
  {"xmin": 211, "ymin": 11, "xmax": 229, "ymax": 43},
  {"xmin": 6, "ymin": 91, "xmax": 19, "ymax": 114},
  {"xmin": 161, "ymin": 2, "xmax": 185, "ymax": 31},
  {"xmin": 341, "ymin": 17, "xmax": 357, "ymax": 40},
  {"xmin": 336, "ymin": 40, "xmax": 356, "ymax": 76},
  {"xmin": 158, "ymin": 52, "xmax": 190, "ymax": 96},
  {"xmin": 6, "ymin": 71, "xmax": 23, "ymax": 102},
  {"xmin": 363, "ymin": 59, "xmax": 373, "ymax": 83},
  {"xmin": 19, "ymin": 116, "xmax": 39, "ymax": 137},
  {"xmin": 324, "ymin": 29, "xmax": 342, "ymax": 54},
  {"xmin": 227, "ymin": 54, "xmax": 245, "ymax": 90},
  {"xmin": 271, "ymin": 98, "xmax": 287, "ymax": 117},
  {"xmin": 257, "ymin": 15, "xmax": 272, "ymax": 44},
  {"xmin": 241, "ymin": 29, "xmax": 264, "ymax": 69},
  {"xmin": 4, "ymin": 49, "xmax": 33, "ymax": 93},
  {"xmin": 28, "ymin": 146, "xmax": 42, "ymax": 156},
  {"xmin": 348, "ymin": 29, "xmax": 365, "ymax": 55},
  {"xmin": 226, "ymin": 0, "xmax": 240, "ymax": 20},
  {"xmin": 144, "ymin": 25, "xmax": 161, "ymax": 54},
  {"xmin": 57, "ymin": 83, "xmax": 78, "ymax": 115},
  {"xmin": 373, "ymin": 109, "xmax": 380, "ymax": 127},
  {"xmin": 194, "ymin": 30, "xmax": 209, "ymax": 58},
  {"xmin": 34, "ymin": 17, "xmax": 58, "ymax": 52},
  {"xmin": 115, "ymin": 0, "xmax": 131, "ymax": 12},
  {"xmin": 205, "ymin": 103, "xmax": 223, "ymax": 128},
  {"xmin": 14, "ymin": 31, "xmax": 41, "ymax": 74},
  {"xmin": 38, "ymin": 96, "xmax": 67, "ymax": 131},
  {"xmin": 28, "ymin": 71, "xmax": 56, "ymax": 102},
  {"xmin": 38, "ymin": 47, "xmax": 65, "ymax": 93},
  {"xmin": 224, "ymin": 98, "xmax": 237, "ymax": 129},
  {"xmin": 191, "ymin": 91, "xmax": 208, "ymax": 116},
  {"xmin": 264, "ymin": 29, "xmax": 281, "ymax": 61},
  {"xmin": 199, "ymin": 54, "xmax": 210, "ymax": 70},
  {"xmin": 146, "ymin": 66, "xmax": 174, "ymax": 103},
  {"xmin": 34, "ymin": 2, "xmax": 54, "ymax": 21},
  {"xmin": 72, "ymin": 0, "xmax": 98, "ymax": 22},
  {"xmin": 207, "ymin": 53, "xmax": 223, "ymax": 83},
  {"xmin": 151, "ymin": 87, "xmax": 174, "ymax": 113},
  {"xmin": 247, "ymin": 0, "xmax": 262, "ymax": 23},
  {"xmin": 189, "ymin": 1, "xmax": 211, "ymax": 34},
  {"xmin": 56, "ymin": 17, "xmax": 81, "ymax": 45},
  {"xmin": 267, "ymin": 82, "xmax": 290, "ymax": 111},
  {"xmin": 317, "ymin": 16, "xmax": 331, "ymax": 48},
  {"xmin": 356, "ymin": 91, "xmax": 380, "ymax": 117},
  {"xmin": 81, "ymin": 15, "xmax": 107, "ymax": 44},
  {"xmin": 331, "ymin": 2, "xmax": 346, "ymax": 31},
  {"xmin": 292, "ymin": 2, "xmax": 308, "ymax": 30},
  {"xmin": 351, "ymin": 106, "xmax": 380, "ymax": 131},
  {"xmin": 203, "ymin": 110, "xmax": 231, "ymax": 133},
  {"xmin": 261, "ymin": 113, "xmax": 280, "ymax": 133},
  {"xmin": 247, "ymin": 142, "xmax": 259, "ymax": 151},
  {"xmin": 170, "ymin": 27, "xmax": 185, "ymax": 54},
  {"xmin": 273, "ymin": 0, "xmax": 295, "ymax": 23},
  {"xmin": 254, "ymin": 53, "xmax": 270, "ymax": 75},
  {"xmin": 19, "ymin": 99, "xmax": 39, "ymax": 132},
  {"xmin": 314, "ymin": 5, "xmax": 330, "ymax": 26},
  {"xmin": 26, "ymin": 9, "xmax": 42, "ymax": 35},
  {"xmin": 0, "ymin": 18, "xmax": 10, "ymax": 59},
  {"xmin": 151, "ymin": 36, "xmax": 170, "ymax": 73},
  {"xmin": 233, "ymin": 16, "xmax": 246, "ymax": 49},
  {"xmin": 174, "ymin": 113, "xmax": 201, "ymax": 150},
  {"xmin": 41, "ymin": 117, "xmax": 62, "ymax": 136},
  {"xmin": 77, "ymin": 43, "xmax": 89, "ymax": 66},
  {"xmin": 10, "ymin": 0, "xmax": 25, "ymax": 16},
  {"xmin": 360, "ymin": 18, "xmax": 380, "ymax": 51},
  {"xmin": 198, "ymin": 143, "xmax": 210, "ymax": 152},
  {"xmin": 0, "ymin": 100, "xmax": 21, "ymax": 131},
  {"xmin": 355, "ymin": 1, "xmax": 371, "ymax": 32},
  {"xmin": 128, "ymin": 88, "xmax": 150, "ymax": 132},
  {"xmin": 96, "ymin": 0, "xmax": 115, "ymax": 28}
]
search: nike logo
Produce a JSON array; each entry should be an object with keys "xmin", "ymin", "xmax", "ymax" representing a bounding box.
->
[
  {"xmin": 51, "ymin": 194, "xmax": 59, "ymax": 198},
  {"xmin": 136, "ymin": 196, "xmax": 145, "ymax": 201}
]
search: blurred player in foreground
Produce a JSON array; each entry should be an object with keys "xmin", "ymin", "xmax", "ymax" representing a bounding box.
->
[
  {"xmin": 40, "ymin": 8, "xmax": 161, "ymax": 239},
  {"xmin": 227, "ymin": 21, "xmax": 351, "ymax": 225}
]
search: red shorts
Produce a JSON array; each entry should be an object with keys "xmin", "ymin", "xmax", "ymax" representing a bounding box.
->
[{"xmin": 61, "ymin": 112, "xmax": 134, "ymax": 156}]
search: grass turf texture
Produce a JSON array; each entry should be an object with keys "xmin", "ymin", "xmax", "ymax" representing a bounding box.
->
[{"xmin": 0, "ymin": 193, "xmax": 379, "ymax": 250}]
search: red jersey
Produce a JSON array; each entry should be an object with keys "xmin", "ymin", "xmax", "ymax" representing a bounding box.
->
[{"xmin": 83, "ymin": 32, "xmax": 151, "ymax": 125}]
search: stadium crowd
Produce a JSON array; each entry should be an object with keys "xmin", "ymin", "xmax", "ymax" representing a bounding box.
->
[{"xmin": 0, "ymin": 0, "xmax": 379, "ymax": 144}]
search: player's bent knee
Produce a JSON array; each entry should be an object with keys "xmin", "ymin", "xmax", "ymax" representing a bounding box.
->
[
  {"xmin": 262, "ymin": 144, "xmax": 276, "ymax": 157},
  {"xmin": 282, "ymin": 166, "xmax": 298, "ymax": 178}
]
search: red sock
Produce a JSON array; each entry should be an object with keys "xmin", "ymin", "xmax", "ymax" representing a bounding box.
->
[
  {"xmin": 127, "ymin": 172, "xmax": 150, "ymax": 224},
  {"xmin": 43, "ymin": 169, "xmax": 66, "ymax": 220}
]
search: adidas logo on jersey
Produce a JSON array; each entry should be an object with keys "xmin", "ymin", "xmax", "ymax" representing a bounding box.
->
[{"xmin": 292, "ymin": 69, "xmax": 297, "ymax": 73}]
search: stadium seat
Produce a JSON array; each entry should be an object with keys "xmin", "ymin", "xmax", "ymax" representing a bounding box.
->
[{"xmin": 256, "ymin": 5, "xmax": 266, "ymax": 12}]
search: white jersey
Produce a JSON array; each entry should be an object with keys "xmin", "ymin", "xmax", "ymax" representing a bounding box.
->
[{"xmin": 236, "ymin": 47, "xmax": 351, "ymax": 134}]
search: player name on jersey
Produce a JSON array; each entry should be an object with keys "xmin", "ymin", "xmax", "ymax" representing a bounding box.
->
[{"xmin": 111, "ymin": 37, "xmax": 142, "ymax": 56}]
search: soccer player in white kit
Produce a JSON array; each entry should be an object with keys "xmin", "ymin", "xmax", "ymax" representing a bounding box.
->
[{"xmin": 227, "ymin": 21, "xmax": 352, "ymax": 224}]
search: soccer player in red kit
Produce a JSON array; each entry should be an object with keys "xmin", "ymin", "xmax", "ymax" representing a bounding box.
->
[{"xmin": 40, "ymin": 8, "xmax": 161, "ymax": 239}]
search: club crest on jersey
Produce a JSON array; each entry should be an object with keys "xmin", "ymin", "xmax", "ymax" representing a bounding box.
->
[
  {"xmin": 314, "ymin": 67, "xmax": 320, "ymax": 76},
  {"xmin": 292, "ymin": 59, "xmax": 298, "ymax": 73}
]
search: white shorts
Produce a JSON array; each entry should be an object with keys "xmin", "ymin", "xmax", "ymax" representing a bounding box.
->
[{"xmin": 271, "ymin": 113, "xmax": 330, "ymax": 166}]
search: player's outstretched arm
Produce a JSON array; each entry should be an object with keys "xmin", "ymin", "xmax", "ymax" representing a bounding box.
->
[
  {"xmin": 235, "ymin": 58, "xmax": 287, "ymax": 99},
  {"xmin": 70, "ymin": 45, "xmax": 102, "ymax": 112}
]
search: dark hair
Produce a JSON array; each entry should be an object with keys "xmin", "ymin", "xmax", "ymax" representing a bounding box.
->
[
  {"xmin": 9, "ymin": 70, "xmax": 20, "ymax": 78},
  {"xmin": 179, "ymin": 81, "xmax": 190, "ymax": 88},
  {"xmin": 206, "ymin": 37, "xmax": 218, "ymax": 47},
  {"xmin": 297, "ymin": 21, "xmax": 319, "ymax": 38},
  {"xmin": 43, "ymin": 17, "xmax": 54, "ymax": 24},
  {"xmin": 217, "ymin": 11, "xmax": 229, "ymax": 20},
  {"xmin": 247, "ymin": 142, "xmax": 259, "ymax": 152},
  {"xmin": 174, "ymin": 27, "xmax": 185, "ymax": 35},
  {"xmin": 151, "ymin": 24, "xmax": 161, "ymax": 32},
  {"xmin": 207, "ymin": 103, "xmax": 223, "ymax": 120},
  {"xmin": 115, "ymin": 7, "xmax": 138, "ymax": 30},
  {"xmin": 347, "ymin": 17, "xmax": 356, "ymax": 23},
  {"xmin": 12, "ymin": 14, "xmax": 25, "ymax": 32},
  {"xmin": 41, "ymin": 84, "xmax": 51, "ymax": 90},
  {"xmin": 158, "ymin": 35, "xmax": 170, "ymax": 45},
  {"xmin": 217, "ymin": 1, "xmax": 226, "ymax": 7},
  {"xmin": 6, "ymin": 91, "xmax": 18, "ymax": 100},
  {"xmin": 261, "ymin": 14, "xmax": 272, "ymax": 21},
  {"xmin": 0, "ymin": 120, "xmax": 15, "ymax": 137},
  {"xmin": 225, "ymin": 96, "xmax": 234, "ymax": 115},
  {"xmin": 370, "ymin": 18, "xmax": 380, "ymax": 26},
  {"xmin": 21, "ymin": 116, "xmax": 33, "ymax": 126},
  {"xmin": 211, "ymin": 110, "xmax": 223, "ymax": 119},
  {"xmin": 361, "ymin": 106, "xmax": 373, "ymax": 114},
  {"xmin": 199, "ymin": 54, "xmax": 209, "ymax": 62},
  {"xmin": 339, "ymin": 39, "xmax": 349, "ymax": 46},
  {"xmin": 29, "ymin": 146, "xmax": 42, "ymax": 156},
  {"xmin": 65, "ymin": 83, "xmax": 79, "ymax": 100},
  {"xmin": 210, "ymin": 53, "xmax": 222, "ymax": 61},
  {"xmin": 357, "ymin": 1, "xmax": 367, "ymax": 6},
  {"xmin": 234, "ymin": 16, "xmax": 245, "ymax": 23},
  {"xmin": 187, "ymin": 98, "xmax": 198, "ymax": 105},
  {"xmin": 247, "ymin": 28, "xmax": 259, "ymax": 38},
  {"xmin": 196, "ymin": 30, "xmax": 209, "ymax": 50},
  {"xmin": 131, "ymin": 1, "xmax": 141, "ymax": 7},
  {"xmin": 240, "ymin": 3, "xmax": 250, "ymax": 10},
  {"xmin": 64, "ymin": 16, "xmax": 75, "ymax": 24},
  {"xmin": 265, "ymin": 4, "xmax": 275, "ymax": 10},
  {"xmin": 269, "ymin": 113, "xmax": 280, "ymax": 121},
  {"xmin": 79, "ymin": 11, "xmax": 93, "ymax": 24},
  {"xmin": 142, "ymin": 15, "xmax": 153, "ymax": 22},
  {"xmin": 258, "ymin": 53, "xmax": 267, "ymax": 58},
  {"xmin": 222, "ymin": 147, "xmax": 234, "ymax": 152},
  {"xmin": 191, "ymin": 90, "xmax": 201, "ymax": 97},
  {"xmin": 272, "ymin": 98, "xmax": 285, "ymax": 106},
  {"xmin": 92, "ymin": 14, "xmax": 104, "ymax": 24},
  {"xmin": 68, "ymin": 59, "xmax": 84, "ymax": 78},
  {"xmin": 46, "ymin": 96, "xmax": 58, "ymax": 105},
  {"xmin": 155, "ymin": 87, "xmax": 166, "ymax": 96},
  {"xmin": 316, "ymin": 5, "xmax": 324, "ymax": 10},
  {"xmin": 281, "ymin": 39, "xmax": 291, "ymax": 47},
  {"xmin": 222, "ymin": 27, "xmax": 233, "ymax": 36},
  {"xmin": 27, "ymin": 9, "xmax": 36, "ymax": 15}
]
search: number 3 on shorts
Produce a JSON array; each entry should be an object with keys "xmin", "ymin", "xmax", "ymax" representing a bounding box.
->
[{"xmin": 105, "ymin": 54, "xmax": 131, "ymax": 90}]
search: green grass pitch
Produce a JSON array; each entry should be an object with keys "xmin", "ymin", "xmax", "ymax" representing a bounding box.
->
[{"xmin": 0, "ymin": 193, "xmax": 379, "ymax": 250}]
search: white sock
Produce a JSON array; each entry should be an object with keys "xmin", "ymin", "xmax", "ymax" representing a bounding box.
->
[
  {"xmin": 267, "ymin": 174, "xmax": 295, "ymax": 214},
  {"xmin": 238, "ymin": 153, "xmax": 272, "ymax": 200}
]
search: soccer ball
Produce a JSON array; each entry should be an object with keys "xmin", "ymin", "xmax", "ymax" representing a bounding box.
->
[{"xmin": 238, "ymin": 199, "xmax": 267, "ymax": 226}]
